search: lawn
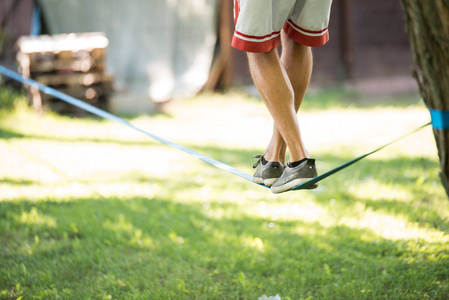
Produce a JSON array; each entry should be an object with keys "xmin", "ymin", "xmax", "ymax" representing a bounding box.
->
[{"xmin": 0, "ymin": 87, "xmax": 448, "ymax": 299}]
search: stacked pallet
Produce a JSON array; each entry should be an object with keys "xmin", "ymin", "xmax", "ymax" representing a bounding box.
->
[{"xmin": 16, "ymin": 32, "xmax": 114, "ymax": 114}]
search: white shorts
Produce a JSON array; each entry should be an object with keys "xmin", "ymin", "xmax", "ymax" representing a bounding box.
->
[{"xmin": 232, "ymin": 0, "xmax": 333, "ymax": 53}]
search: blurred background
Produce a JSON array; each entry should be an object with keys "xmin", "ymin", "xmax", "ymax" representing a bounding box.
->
[{"xmin": 0, "ymin": 0, "xmax": 419, "ymax": 115}]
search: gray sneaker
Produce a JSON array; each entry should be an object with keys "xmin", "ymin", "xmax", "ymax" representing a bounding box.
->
[
  {"xmin": 271, "ymin": 158, "xmax": 318, "ymax": 194},
  {"xmin": 252, "ymin": 155, "xmax": 284, "ymax": 187}
]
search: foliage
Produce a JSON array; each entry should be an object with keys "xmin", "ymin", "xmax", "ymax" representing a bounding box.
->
[{"xmin": 0, "ymin": 85, "xmax": 27, "ymax": 111}]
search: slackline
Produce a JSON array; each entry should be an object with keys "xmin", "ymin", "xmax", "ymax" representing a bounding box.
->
[{"xmin": 0, "ymin": 65, "xmax": 431, "ymax": 191}]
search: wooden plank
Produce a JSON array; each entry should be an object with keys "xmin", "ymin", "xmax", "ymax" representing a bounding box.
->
[
  {"xmin": 46, "ymin": 96, "xmax": 108, "ymax": 116},
  {"xmin": 340, "ymin": 0, "xmax": 353, "ymax": 80},
  {"xmin": 17, "ymin": 33, "xmax": 109, "ymax": 54},
  {"xmin": 28, "ymin": 59, "xmax": 105, "ymax": 73},
  {"xmin": 40, "ymin": 83, "xmax": 112, "ymax": 102},
  {"xmin": 33, "ymin": 72, "xmax": 113, "ymax": 86},
  {"xmin": 25, "ymin": 49, "xmax": 106, "ymax": 63},
  {"xmin": 15, "ymin": 32, "xmax": 113, "ymax": 114},
  {"xmin": 201, "ymin": 0, "xmax": 233, "ymax": 91}
]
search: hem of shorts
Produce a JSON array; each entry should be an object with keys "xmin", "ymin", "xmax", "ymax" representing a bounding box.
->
[
  {"xmin": 283, "ymin": 23, "xmax": 329, "ymax": 47},
  {"xmin": 231, "ymin": 35, "xmax": 281, "ymax": 53}
]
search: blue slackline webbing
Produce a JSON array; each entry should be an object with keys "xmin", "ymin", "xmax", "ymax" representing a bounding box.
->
[
  {"xmin": 0, "ymin": 65, "xmax": 431, "ymax": 191},
  {"xmin": 430, "ymin": 109, "xmax": 449, "ymax": 130},
  {"xmin": 290, "ymin": 122, "xmax": 430, "ymax": 190}
]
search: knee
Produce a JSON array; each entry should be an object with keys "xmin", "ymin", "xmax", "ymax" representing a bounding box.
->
[
  {"xmin": 248, "ymin": 48, "xmax": 277, "ymax": 55},
  {"xmin": 285, "ymin": 39, "xmax": 311, "ymax": 56},
  {"xmin": 246, "ymin": 49, "xmax": 277, "ymax": 62}
]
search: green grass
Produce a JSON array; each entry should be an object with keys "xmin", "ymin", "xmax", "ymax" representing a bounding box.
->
[
  {"xmin": 300, "ymin": 88, "xmax": 423, "ymax": 111},
  {"xmin": 0, "ymin": 88, "xmax": 448, "ymax": 299}
]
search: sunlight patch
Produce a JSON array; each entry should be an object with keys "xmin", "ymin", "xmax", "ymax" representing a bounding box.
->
[
  {"xmin": 17, "ymin": 207, "xmax": 56, "ymax": 228},
  {"xmin": 244, "ymin": 236, "xmax": 265, "ymax": 252},
  {"xmin": 169, "ymin": 231, "xmax": 186, "ymax": 245},
  {"xmin": 258, "ymin": 294, "xmax": 281, "ymax": 300},
  {"xmin": 103, "ymin": 214, "xmax": 155, "ymax": 248},
  {"xmin": 341, "ymin": 209, "xmax": 449, "ymax": 243},
  {"xmin": 2, "ymin": 182, "xmax": 94, "ymax": 201},
  {"xmin": 348, "ymin": 178, "xmax": 415, "ymax": 202},
  {"xmin": 255, "ymin": 201, "xmax": 325, "ymax": 223}
]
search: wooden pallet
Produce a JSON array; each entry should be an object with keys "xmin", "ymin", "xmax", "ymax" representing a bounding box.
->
[{"xmin": 16, "ymin": 32, "xmax": 113, "ymax": 114}]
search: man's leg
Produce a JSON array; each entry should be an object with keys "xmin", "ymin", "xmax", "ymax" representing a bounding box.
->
[
  {"xmin": 264, "ymin": 32, "xmax": 313, "ymax": 164},
  {"xmin": 248, "ymin": 32, "xmax": 312, "ymax": 164}
]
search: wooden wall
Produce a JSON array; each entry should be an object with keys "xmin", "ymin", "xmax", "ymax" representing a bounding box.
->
[
  {"xmin": 0, "ymin": 0, "xmax": 34, "ymax": 66},
  {"xmin": 229, "ymin": 0, "xmax": 414, "ymax": 87},
  {"xmin": 350, "ymin": 0, "xmax": 413, "ymax": 79}
]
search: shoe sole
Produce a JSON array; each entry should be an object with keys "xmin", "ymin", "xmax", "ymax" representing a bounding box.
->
[
  {"xmin": 271, "ymin": 178, "xmax": 318, "ymax": 194},
  {"xmin": 253, "ymin": 177, "xmax": 277, "ymax": 187}
]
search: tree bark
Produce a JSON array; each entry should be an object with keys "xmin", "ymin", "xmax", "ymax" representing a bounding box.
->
[{"xmin": 399, "ymin": 0, "xmax": 449, "ymax": 197}]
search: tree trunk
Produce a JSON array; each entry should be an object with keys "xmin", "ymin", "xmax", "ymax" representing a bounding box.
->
[{"xmin": 399, "ymin": 0, "xmax": 449, "ymax": 197}]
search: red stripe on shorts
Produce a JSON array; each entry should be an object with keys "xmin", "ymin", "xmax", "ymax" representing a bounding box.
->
[
  {"xmin": 234, "ymin": 30, "xmax": 281, "ymax": 40},
  {"xmin": 287, "ymin": 20, "xmax": 329, "ymax": 35},
  {"xmin": 231, "ymin": 34, "xmax": 281, "ymax": 53},
  {"xmin": 283, "ymin": 22, "xmax": 329, "ymax": 47}
]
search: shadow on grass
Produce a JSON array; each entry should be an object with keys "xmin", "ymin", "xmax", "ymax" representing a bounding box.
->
[
  {"xmin": 0, "ymin": 127, "xmax": 27, "ymax": 140},
  {"xmin": 0, "ymin": 177, "xmax": 36, "ymax": 186},
  {"xmin": 1, "ymin": 194, "xmax": 448, "ymax": 299},
  {"xmin": 0, "ymin": 124, "xmax": 161, "ymax": 147}
]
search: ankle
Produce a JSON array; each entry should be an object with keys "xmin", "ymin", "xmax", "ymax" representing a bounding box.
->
[
  {"xmin": 261, "ymin": 155, "xmax": 269, "ymax": 165},
  {"xmin": 278, "ymin": 155, "xmax": 286, "ymax": 164},
  {"xmin": 287, "ymin": 158, "xmax": 308, "ymax": 168},
  {"xmin": 263, "ymin": 153, "xmax": 286, "ymax": 164}
]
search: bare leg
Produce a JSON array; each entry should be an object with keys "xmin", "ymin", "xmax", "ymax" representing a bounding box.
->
[
  {"xmin": 247, "ymin": 48, "xmax": 306, "ymax": 162},
  {"xmin": 265, "ymin": 32, "xmax": 313, "ymax": 163},
  {"xmin": 280, "ymin": 32, "xmax": 313, "ymax": 112},
  {"xmin": 248, "ymin": 32, "xmax": 312, "ymax": 164}
]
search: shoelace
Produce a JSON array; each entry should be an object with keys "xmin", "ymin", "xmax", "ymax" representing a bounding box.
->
[{"xmin": 252, "ymin": 155, "xmax": 263, "ymax": 168}]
